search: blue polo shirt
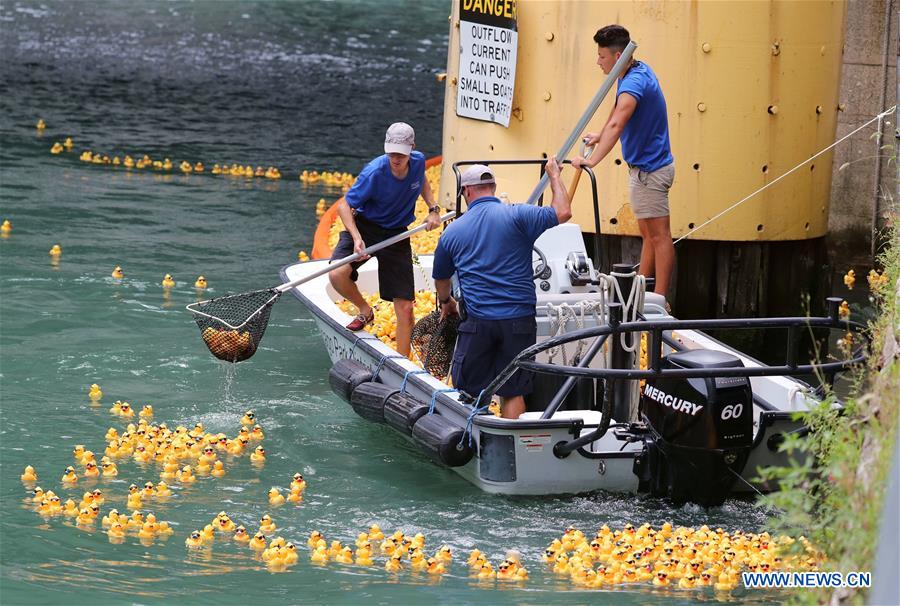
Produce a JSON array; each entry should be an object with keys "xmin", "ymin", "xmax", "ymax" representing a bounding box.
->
[
  {"xmin": 344, "ymin": 151, "xmax": 425, "ymax": 229},
  {"xmin": 617, "ymin": 62, "xmax": 673, "ymax": 173},
  {"xmin": 432, "ymin": 197, "xmax": 558, "ymax": 319}
]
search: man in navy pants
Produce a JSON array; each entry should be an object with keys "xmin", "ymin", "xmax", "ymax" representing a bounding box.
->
[{"xmin": 432, "ymin": 159, "xmax": 571, "ymax": 419}]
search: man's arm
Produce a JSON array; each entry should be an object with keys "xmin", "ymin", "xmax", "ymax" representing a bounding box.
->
[
  {"xmin": 434, "ymin": 278, "xmax": 458, "ymax": 320},
  {"xmin": 545, "ymin": 157, "xmax": 572, "ymax": 224},
  {"xmin": 422, "ymin": 178, "xmax": 441, "ymax": 231},
  {"xmin": 335, "ymin": 197, "xmax": 368, "ymax": 258},
  {"xmin": 572, "ymin": 92, "xmax": 637, "ymax": 169}
]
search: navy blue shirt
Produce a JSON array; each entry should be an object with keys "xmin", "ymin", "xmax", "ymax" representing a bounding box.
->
[
  {"xmin": 432, "ymin": 197, "xmax": 558, "ymax": 319},
  {"xmin": 617, "ymin": 62, "xmax": 673, "ymax": 173},
  {"xmin": 345, "ymin": 151, "xmax": 425, "ymax": 229}
]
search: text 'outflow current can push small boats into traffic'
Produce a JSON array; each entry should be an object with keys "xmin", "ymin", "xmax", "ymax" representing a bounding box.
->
[{"xmin": 281, "ymin": 160, "xmax": 867, "ymax": 507}]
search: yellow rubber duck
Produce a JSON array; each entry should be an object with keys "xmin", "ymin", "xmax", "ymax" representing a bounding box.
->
[
  {"xmin": 355, "ymin": 546, "xmax": 374, "ymax": 566},
  {"xmin": 161, "ymin": 274, "xmax": 175, "ymax": 288},
  {"xmin": 368, "ymin": 524, "xmax": 384, "ymax": 542},
  {"xmin": 179, "ymin": 161, "xmax": 193, "ymax": 174},
  {"xmin": 49, "ymin": 244, "xmax": 61, "ymax": 257},
  {"xmin": 162, "ymin": 158, "xmax": 172, "ymax": 171},
  {"xmin": 83, "ymin": 461, "xmax": 100, "ymax": 478},
  {"xmin": 36, "ymin": 119, "xmax": 46, "ymax": 130},
  {"xmin": 1, "ymin": 219, "xmax": 11, "ymax": 235},
  {"xmin": 310, "ymin": 545, "xmax": 329, "ymax": 564},
  {"xmin": 251, "ymin": 445, "xmax": 267, "ymax": 463},
  {"xmin": 185, "ymin": 530, "xmax": 205, "ymax": 549},
  {"xmin": 259, "ymin": 514, "xmax": 277, "ymax": 534},
  {"xmin": 62, "ymin": 498, "xmax": 79, "ymax": 517},
  {"xmin": 436, "ymin": 545, "xmax": 452, "ymax": 563},
  {"xmin": 61, "ymin": 466, "xmax": 78, "ymax": 484},
  {"xmin": 679, "ymin": 573, "xmax": 697, "ymax": 589},
  {"xmin": 714, "ymin": 571, "xmax": 738, "ymax": 592},
  {"xmin": 307, "ymin": 531, "xmax": 324, "ymax": 549},
  {"xmin": 240, "ymin": 410, "xmax": 256, "ymax": 426},
  {"xmin": 76, "ymin": 507, "xmax": 95, "ymax": 526},
  {"xmin": 385, "ymin": 553, "xmax": 404, "ymax": 572},
  {"xmin": 140, "ymin": 482, "xmax": 154, "ymax": 500},
  {"xmin": 250, "ymin": 424, "xmax": 264, "ymax": 440},
  {"xmin": 193, "ymin": 162, "xmax": 204, "ymax": 173},
  {"xmin": 119, "ymin": 401, "xmax": 134, "ymax": 417},
  {"xmin": 63, "ymin": 137, "xmax": 73, "ymax": 149},
  {"xmin": 123, "ymin": 155, "xmax": 134, "ymax": 168},
  {"xmin": 200, "ymin": 524, "xmax": 216, "ymax": 544},
  {"xmin": 211, "ymin": 460, "xmax": 225, "ymax": 477},
  {"xmin": 477, "ymin": 561, "xmax": 495, "ymax": 578},
  {"xmin": 843, "ymin": 269, "xmax": 856, "ymax": 289},
  {"xmin": 216, "ymin": 512, "xmax": 235, "ymax": 533},
  {"xmin": 286, "ymin": 489, "xmax": 302, "ymax": 503},
  {"xmin": 177, "ymin": 465, "xmax": 196, "ymax": 483},
  {"xmin": 194, "ymin": 276, "xmax": 207, "ymax": 289},
  {"xmin": 88, "ymin": 384, "xmax": 103, "ymax": 400},
  {"xmin": 155, "ymin": 481, "xmax": 172, "ymax": 497},
  {"xmin": 334, "ymin": 546, "xmax": 354, "ymax": 564},
  {"xmin": 233, "ymin": 525, "xmax": 250, "ymax": 543},
  {"xmin": 290, "ymin": 473, "xmax": 306, "ymax": 493},
  {"xmin": 138, "ymin": 521, "xmax": 159, "ymax": 540},
  {"xmin": 249, "ymin": 532, "xmax": 268, "ymax": 551},
  {"xmin": 280, "ymin": 542, "xmax": 299, "ymax": 565},
  {"xmin": 21, "ymin": 465, "xmax": 37, "ymax": 482},
  {"xmin": 50, "ymin": 142, "xmax": 64, "ymax": 154},
  {"xmin": 298, "ymin": 251, "xmax": 309, "ymax": 262},
  {"xmin": 107, "ymin": 522, "xmax": 127, "ymax": 541}
]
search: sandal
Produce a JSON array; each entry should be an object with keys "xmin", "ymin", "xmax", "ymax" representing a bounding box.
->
[{"xmin": 345, "ymin": 310, "xmax": 374, "ymax": 331}]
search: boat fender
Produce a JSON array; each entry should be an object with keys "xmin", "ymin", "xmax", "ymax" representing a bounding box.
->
[
  {"xmin": 411, "ymin": 413, "xmax": 474, "ymax": 467},
  {"xmin": 384, "ymin": 392, "xmax": 430, "ymax": 435},
  {"xmin": 349, "ymin": 381, "xmax": 397, "ymax": 423},
  {"xmin": 329, "ymin": 359, "xmax": 373, "ymax": 403}
]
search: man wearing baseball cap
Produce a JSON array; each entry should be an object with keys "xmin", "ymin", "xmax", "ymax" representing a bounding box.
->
[
  {"xmin": 330, "ymin": 122, "xmax": 441, "ymax": 357},
  {"xmin": 432, "ymin": 158, "xmax": 571, "ymax": 419}
]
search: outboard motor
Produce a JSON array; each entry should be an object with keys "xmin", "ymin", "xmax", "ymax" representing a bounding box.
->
[{"xmin": 634, "ymin": 349, "xmax": 753, "ymax": 506}]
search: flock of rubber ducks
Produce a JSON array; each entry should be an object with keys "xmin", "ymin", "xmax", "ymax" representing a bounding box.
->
[{"xmin": 299, "ymin": 170, "xmax": 355, "ymax": 189}]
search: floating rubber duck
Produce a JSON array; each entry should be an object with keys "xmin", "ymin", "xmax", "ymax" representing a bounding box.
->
[
  {"xmin": 477, "ymin": 561, "xmax": 495, "ymax": 578},
  {"xmin": 715, "ymin": 571, "xmax": 738, "ymax": 591},
  {"xmin": 216, "ymin": 512, "xmax": 236, "ymax": 533},
  {"xmin": 61, "ymin": 466, "xmax": 78, "ymax": 484},
  {"xmin": 76, "ymin": 507, "xmax": 95, "ymax": 526},
  {"xmin": 308, "ymin": 531, "xmax": 324, "ymax": 549},
  {"xmin": 139, "ymin": 520, "xmax": 159, "ymax": 540},
  {"xmin": 233, "ymin": 525, "xmax": 250, "ymax": 543},
  {"xmin": 211, "ymin": 460, "xmax": 225, "ymax": 477},
  {"xmin": 250, "ymin": 445, "xmax": 266, "ymax": 463},
  {"xmin": 88, "ymin": 384, "xmax": 103, "ymax": 401},
  {"xmin": 290, "ymin": 473, "xmax": 306, "ymax": 493},
  {"xmin": 123, "ymin": 155, "xmax": 134, "ymax": 168},
  {"xmin": 161, "ymin": 274, "xmax": 175, "ymax": 288},
  {"xmin": 83, "ymin": 461, "xmax": 100, "ymax": 478},
  {"xmin": 62, "ymin": 498, "xmax": 78, "ymax": 517},
  {"xmin": 1, "ymin": 220, "xmax": 11, "ymax": 235},
  {"xmin": 185, "ymin": 530, "xmax": 204, "ymax": 549},
  {"xmin": 436, "ymin": 545, "xmax": 453, "ymax": 563},
  {"xmin": 194, "ymin": 162, "xmax": 204, "ymax": 173},
  {"xmin": 36, "ymin": 119, "xmax": 45, "ymax": 130},
  {"xmin": 200, "ymin": 524, "xmax": 215, "ymax": 544},
  {"xmin": 843, "ymin": 269, "xmax": 856, "ymax": 289},
  {"xmin": 286, "ymin": 489, "xmax": 302, "ymax": 504},
  {"xmin": 179, "ymin": 161, "xmax": 193, "ymax": 174},
  {"xmin": 50, "ymin": 142, "xmax": 63, "ymax": 154},
  {"xmin": 334, "ymin": 546, "xmax": 354, "ymax": 564},
  {"xmin": 107, "ymin": 522, "xmax": 127, "ymax": 542},
  {"xmin": 653, "ymin": 571, "xmax": 670, "ymax": 586},
  {"xmin": 194, "ymin": 276, "xmax": 207, "ymax": 289},
  {"xmin": 240, "ymin": 410, "xmax": 256, "ymax": 426},
  {"xmin": 259, "ymin": 514, "xmax": 277, "ymax": 534},
  {"xmin": 162, "ymin": 158, "xmax": 172, "ymax": 171},
  {"xmin": 21, "ymin": 465, "xmax": 37, "ymax": 483},
  {"xmin": 310, "ymin": 545, "xmax": 329, "ymax": 564},
  {"xmin": 139, "ymin": 404, "xmax": 153, "ymax": 418},
  {"xmin": 155, "ymin": 481, "xmax": 172, "ymax": 497},
  {"xmin": 355, "ymin": 546, "xmax": 374, "ymax": 566},
  {"xmin": 49, "ymin": 244, "xmax": 61, "ymax": 257},
  {"xmin": 249, "ymin": 532, "xmax": 267, "ymax": 551},
  {"xmin": 177, "ymin": 465, "xmax": 196, "ymax": 483},
  {"xmin": 298, "ymin": 251, "xmax": 309, "ymax": 262},
  {"xmin": 30, "ymin": 486, "xmax": 45, "ymax": 504},
  {"xmin": 368, "ymin": 524, "xmax": 384, "ymax": 542}
]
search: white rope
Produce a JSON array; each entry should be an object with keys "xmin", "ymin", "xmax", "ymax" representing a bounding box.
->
[{"xmin": 671, "ymin": 106, "xmax": 896, "ymax": 247}]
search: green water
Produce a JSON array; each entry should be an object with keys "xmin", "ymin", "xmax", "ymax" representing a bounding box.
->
[{"xmin": 0, "ymin": 2, "xmax": 779, "ymax": 604}]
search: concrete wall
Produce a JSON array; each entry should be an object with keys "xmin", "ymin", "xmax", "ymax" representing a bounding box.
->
[{"xmin": 828, "ymin": 0, "xmax": 897, "ymax": 260}]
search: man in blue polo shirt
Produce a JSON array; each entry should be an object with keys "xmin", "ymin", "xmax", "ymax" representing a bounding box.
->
[
  {"xmin": 433, "ymin": 159, "xmax": 571, "ymax": 419},
  {"xmin": 330, "ymin": 122, "xmax": 441, "ymax": 357},
  {"xmin": 572, "ymin": 24, "xmax": 675, "ymax": 300}
]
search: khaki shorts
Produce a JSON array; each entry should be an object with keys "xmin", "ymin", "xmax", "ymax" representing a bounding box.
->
[{"xmin": 629, "ymin": 162, "xmax": 675, "ymax": 219}]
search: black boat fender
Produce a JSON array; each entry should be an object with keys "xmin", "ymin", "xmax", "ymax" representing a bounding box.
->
[
  {"xmin": 411, "ymin": 413, "xmax": 474, "ymax": 467},
  {"xmin": 329, "ymin": 359, "xmax": 372, "ymax": 403},
  {"xmin": 350, "ymin": 381, "xmax": 397, "ymax": 423},
  {"xmin": 384, "ymin": 392, "xmax": 430, "ymax": 435}
]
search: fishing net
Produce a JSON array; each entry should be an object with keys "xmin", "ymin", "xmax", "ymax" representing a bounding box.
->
[
  {"xmin": 187, "ymin": 288, "xmax": 281, "ymax": 362},
  {"xmin": 411, "ymin": 310, "xmax": 460, "ymax": 379}
]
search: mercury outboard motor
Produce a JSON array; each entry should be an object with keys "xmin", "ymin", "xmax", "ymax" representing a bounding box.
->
[{"xmin": 634, "ymin": 349, "xmax": 753, "ymax": 506}]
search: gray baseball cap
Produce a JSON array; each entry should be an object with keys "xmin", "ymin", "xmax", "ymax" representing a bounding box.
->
[
  {"xmin": 384, "ymin": 122, "xmax": 415, "ymax": 155},
  {"xmin": 460, "ymin": 164, "xmax": 496, "ymax": 186}
]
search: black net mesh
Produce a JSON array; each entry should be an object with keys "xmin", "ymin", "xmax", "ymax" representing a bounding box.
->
[
  {"xmin": 411, "ymin": 310, "xmax": 460, "ymax": 379},
  {"xmin": 189, "ymin": 288, "xmax": 280, "ymax": 362}
]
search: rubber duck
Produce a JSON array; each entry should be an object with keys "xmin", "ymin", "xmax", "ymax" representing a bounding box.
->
[
  {"xmin": 76, "ymin": 507, "xmax": 95, "ymax": 526},
  {"xmin": 298, "ymin": 251, "xmax": 309, "ymax": 262},
  {"xmin": 179, "ymin": 161, "xmax": 193, "ymax": 174},
  {"xmin": 36, "ymin": 119, "xmax": 45, "ymax": 130},
  {"xmin": 62, "ymin": 498, "xmax": 79, "ymax": 517},
  {"xmin": 161, "ymin": 274, "xmax": 175, "ymax": 288},
  {"xmin": 108, "ymin": 264, "xmax": 125, "ymax": 280},
  {"xmin": 185, "ymin": 530, "xmax": 205, "ymax": 549},
  {"xmin": 49, "ymin": 244, "xmax": 61, "ymax": 257},
  {"xmin": 232, "ymin": 525, "xmax": 249, "ymax": 543},
  {"xmin": 61, "ymin": 466, "xmax": 78, "ymax": 484},
  {"xmin": 107, "ymin": 522, "xmax": 127, "ymax": 542},
  {"xmin": 250, "ymin": 424, "xmax": 264, "ymax": 440},
  {"xmin": 308, "ymin": 531, "xmax": 324, "ymax": 548},
  {"xmin": 249, "ymin": 532, "xmax": 268, "ymax": 551},
  {"xmin": 217, "ymin": 513, "xmax": 235, "ymax": 533},
  {"xmin": 368, "ymin": 524, "xmax": 384, "ymax": 541},
  {"xmin": 0, "ymin": 220, "xmax": 11, "ymax": 235},
  {"xmin": 653, "ymin": 571, "xmax": 669, "ymax": 586},
  {"xmin": 154, "ymin": 481, "xmax": 171, "ymax": 498},
  {"xmin": 138, "ymin": 482, "xmax": 154, "ymax": 500},
  {"xmin": 265, "ymin": 487, "xmax": 284, "ymax": 506},
  {"xmin": 250, "ymin": 446, "xmax": 266, "ymax": 463},
  {"xmin": 190, "ymin": 276, "xmax": 207, "ymax": 291},
  {"xmin": 177, "ymin": 465, "xmax": 196, "ymax": 483},
  {"xmin": 162, "ymin": 158, "xmax": 172, "ymax": 171},
  {"xmin": 496, "ymin": 559, "xmax": 518, "ymax": 580},
  {"xmin": 119, "ymin": 402, "xmax": 135, "ymax": 418},
  {"xmin": 715, "ymin": 571, "xmax": 738, "ymax": 591},
  {"xmin": 385, "ymin": 553, "xmax": 404, "ymax": 572},
  {"xmin": 290, "ymin": 473, "xmax": 306, "ymax": 493},
  {"xmin": 259, "ymin": 514, "xmax": 276, "ymax": 534},
  {"xmin": 211, "ymin": 460, "xmax": 225, "ymax": 477},
  {"xmin": 310, "ymin": 545, "xmax": 329, "ymax": 564},
  {"xmin": 90, "ymin": 489, "xmax": 104, "ymax": 506},
  {"xmin": 50, "ymin": 142, "xmax": 64, "ymax": 154},
  {"xmin": 354, "ymin": 546, "xmax": 374, "ymax": 566},
  {"xmin": 328, "ymin": 540, "xmax": 345, "ymax": 559},
  {"xmin": 83, "ymin": 461, "xmax": 99, "ymax": 478},
  {"xmin": 21, "ymin": 465, "xmax": 37, "ymax": 482},
  {"xmin": 477, "ymin": 561, "xmax": 495, "ymax": 578},
  {"xmin": 409, "ymin": 550, "xmax": 428, "ymax": 571},
  {"xmin": 422, "ymin": 556, "xmax": 444, "ymax": 574},
  {"xmin": 286, "ymin": 489, "xmax": 302, "ymax": 503},
  {"xmin": 138, "ymin": 520, "xmax": 159, "ymax": 540},
  {"xmin": 679, "ymin": 573, "xmax": 697, "ymax": 589},
  {"xmin": 843, "ymin": 269, "xmax": 856, "ymax": 289},
  {"xmin": 139, "ymin": 405, "xmax": 153, "ymax": 418},
  {"xmin": 436, "ymin": 545, "xmax": 452, "ymax": 563}
]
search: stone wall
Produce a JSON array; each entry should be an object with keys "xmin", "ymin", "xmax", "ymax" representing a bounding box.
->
[{"xmin": 829, "ymin": 0, "xmax": 898, "ymax": 261}]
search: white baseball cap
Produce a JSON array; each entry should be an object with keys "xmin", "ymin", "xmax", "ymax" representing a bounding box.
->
[
  {"xmin": 460, "ymin": 164, "xmax": 496, "ymax": 186},
  {"xmin": 384, "ymin": 122, "xmax": 415, "ymax": 155}
]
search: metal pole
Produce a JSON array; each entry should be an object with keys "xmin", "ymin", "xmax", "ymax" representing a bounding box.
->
[{"xmin": 525, "ymin": 40, "xmax": 637, "ymax": 206}]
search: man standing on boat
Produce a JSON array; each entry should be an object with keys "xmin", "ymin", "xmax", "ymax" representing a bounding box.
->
[
  {"xmin": 432, "ymin": 159, "xmax": 571, "ymax": 419},
  {"xmin": 330, "ymin": 122, "xmax": 441, "ymax": 357},
  {"xmin": 572, "ymin": 24, "xmax": 675, "ymax": 300}
]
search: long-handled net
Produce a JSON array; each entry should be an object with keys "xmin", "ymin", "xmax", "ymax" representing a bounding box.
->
[
  {"xmin": 188, "ymin": 289, "xmax": 280, "ymax": 362},
  {"xmin": 411, "ymin": 310, "xmax": 460, "ymax": 379},
  {"xmin": 186, "ymin": 211, "xmax": 457, "ymax": 363}
]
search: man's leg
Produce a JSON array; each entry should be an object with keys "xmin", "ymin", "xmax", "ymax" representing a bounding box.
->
[
  {"xmin": 643, "ymin": 215, "xmax": 674, "ymax": 297},
  {"xmin": 637, "ymin": 218, "xmax": 655, "ymax": 279},
  {"xmin": 329, "ymin": 264, "xmax": 371, "ymax": 318},
  {"xmin": 501, "ymin": 395, "xmax": 526, "ymax": 419},
  {"xmin": 393, "ymin": 298, "xmax": 414, "ymax": 357}
]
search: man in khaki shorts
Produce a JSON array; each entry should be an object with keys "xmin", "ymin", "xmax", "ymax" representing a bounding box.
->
[{"xmin": 572, "ymin": 24, "xmax": 675, "ymax": 300}]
